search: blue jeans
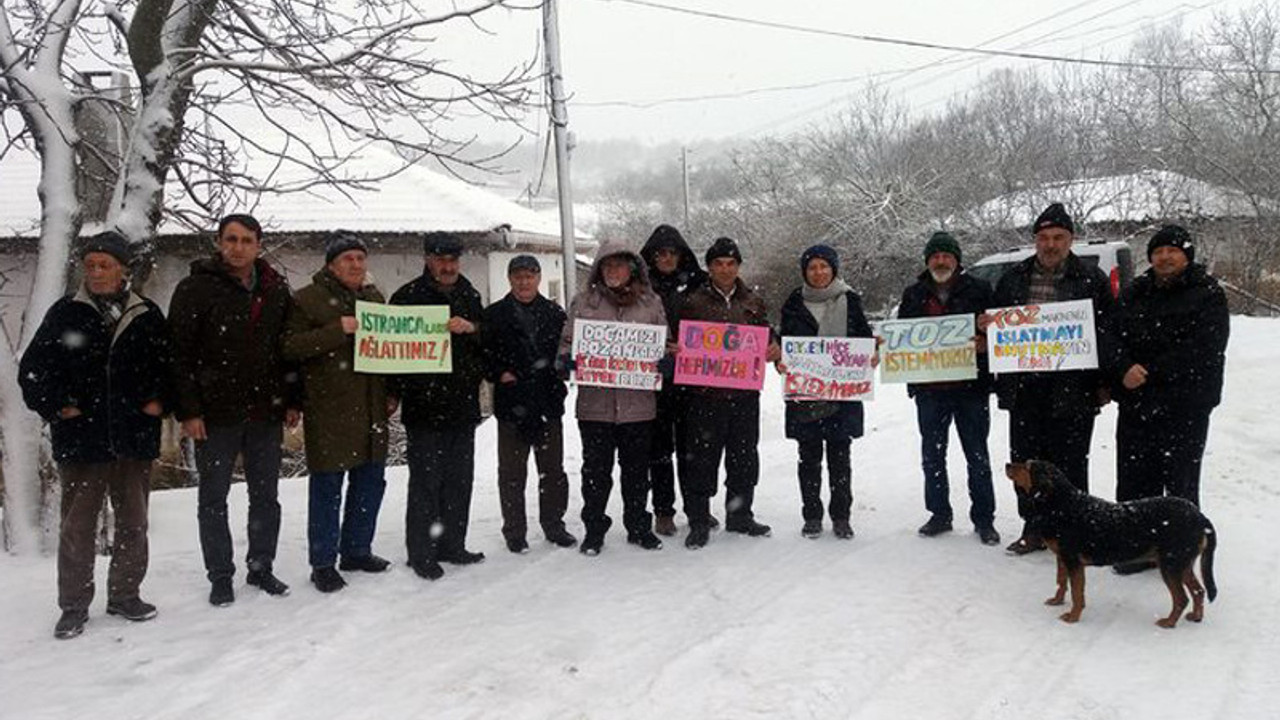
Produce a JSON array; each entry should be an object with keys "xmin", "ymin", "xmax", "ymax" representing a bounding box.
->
[
  {"xmin": 308, "ymin": 461, "xmax": 386, "ymax": 568},
  {"xmin": 914, "ymin": 389, "xmax": 995, "ymax": 527}
]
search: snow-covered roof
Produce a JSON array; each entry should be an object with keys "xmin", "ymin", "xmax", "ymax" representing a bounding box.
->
[
  {"xmin": 970, "ymin": 170, "xmax": 1268, "ymax": 229},
  {"xmin": 0, "ymin": 143, "xmax": 590, "ymax": 247}
]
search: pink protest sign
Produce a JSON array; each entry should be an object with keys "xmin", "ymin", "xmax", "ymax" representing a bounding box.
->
[{"xmin": 674, "ymin": 320, "xmax": 769, "ymax": 390}]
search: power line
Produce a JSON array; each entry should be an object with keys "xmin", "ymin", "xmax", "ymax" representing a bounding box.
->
[{"xmin": 596, "ymin": 0, "xmax": 1280, "ymax": 75}]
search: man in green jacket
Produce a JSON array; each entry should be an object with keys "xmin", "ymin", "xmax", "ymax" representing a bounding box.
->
[{"xmin": 282, "ymin": 232, "xmax": 394, "ymax": 593}]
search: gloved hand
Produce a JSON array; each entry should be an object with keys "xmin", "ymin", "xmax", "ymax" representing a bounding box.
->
[
  {"xmin": 555, "ymin": 353, "xmax": 577, "ymax": 380},
  {"xmin": 656, "ymin": 354, "xmax": 675, "ymax": 379}
]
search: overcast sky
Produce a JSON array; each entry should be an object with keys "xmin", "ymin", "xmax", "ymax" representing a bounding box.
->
[{"xmin": 453, "ymin": 0, "xmax": 1261, "ymax": 146}]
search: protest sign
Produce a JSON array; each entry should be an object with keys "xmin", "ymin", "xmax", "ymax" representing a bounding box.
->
[
  {"xmin": 570, "ymin": 319, "xmax": 667, "ymax": 390},
  {"xmin": 781, "ymin": 336, "xmax": 877, "ymax": 401},
  {"xmin": 354, "ymin": 301, "xmax": 451, "ymax": 374},
  {"xmin": 877, "ymin": 314, "xmax": 978, "ymax": 384},
  {"xmin": 674, "ymin": 320, "xmax": 769, "ymax": 391},
  {"xmin": 986, "ymin": 299, "xmax": 1098, "ymax": 373}
]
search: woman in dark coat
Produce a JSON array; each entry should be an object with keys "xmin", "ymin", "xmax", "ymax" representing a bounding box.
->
[{"xmin": 778, "ymin": 245, "xmax": 873, "ymax": 540}]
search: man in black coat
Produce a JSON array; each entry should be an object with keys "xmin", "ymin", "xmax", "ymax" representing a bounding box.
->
[
  {"xmin": 984, "ymin": 203, "xmax": 1117, "ymax": 555},
  {"xmin": 898, "ymin": 232, "xmax": 1000, "ymax": 546},
  {"xmin": 482, "ymin": 255, "xmax": 576, "ymax": 553},
  {"xmin": 639, "ymin": 224, "xmax": 707, "ymax": 536},
  {"xmin": 1113, "ymin": 225, "xmax": 1228, "ymax": 509},
  {"xmin": 20, "ymin": 231, "xmax": 173, "ymax": 639},
  {"xmin": 390, "ymin": 232, "xmax": 487, "ymax": 580},
  {"xmin": 168, "ymin": 214, "xmax": 299, "ymax": 606}
]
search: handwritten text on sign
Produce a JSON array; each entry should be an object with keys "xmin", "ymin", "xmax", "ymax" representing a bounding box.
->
[
  {"xmin": 986, "ymin": 299, "xmax": 1098, "ymax": 373},
  {"xmin": 571, "ymin": 319, "xmax": 667, "ymax": 390},
  {"xmin": 354, "ymin": 301, "xmax": 451, "ymax": 374},
  {"xmin": 782, "ymin": 336, "xmax": 877, "ymax": 401},
  {"xmin": 877, "ymin": 314, "xmax": 978, "ymax": 384},
  {"xmin": 674, "ymin": 321, "xmax": 769, "ymax": 390}
]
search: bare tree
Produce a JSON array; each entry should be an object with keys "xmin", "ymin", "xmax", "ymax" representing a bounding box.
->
[{"xmin": 0, "ymin": 0, "xmax": 539, "ymax": 550}]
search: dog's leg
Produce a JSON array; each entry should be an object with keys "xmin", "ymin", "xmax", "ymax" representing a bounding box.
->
[
  {"xmin": 1183, "ymin": 565, "xmax": 1206, "ymax": 623},
  {"xmin": 1060, "ymin": 564, "xmax": 1085, "ymax": 623},
  {"xmin": 1157, "ymin": 563, "xmax": 1189, "ymax": 629},
  {"xmin": 1046, "ymin": 554, "xmax": 1068, "ymax": 607}
]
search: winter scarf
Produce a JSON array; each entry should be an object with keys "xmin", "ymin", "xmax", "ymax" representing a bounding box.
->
[{"xmin": 801, "ymin": 278, "xmax": 851, "ymax": 337}]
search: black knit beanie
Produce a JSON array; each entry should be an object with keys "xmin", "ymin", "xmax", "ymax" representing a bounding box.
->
[
  {"xmin": 704, "ymin": 236, "xmax": 743, "ymax": 265},
  {"xmin": 324, "ymin": 230, "xmax": 368, "ymax": 264},
  {"xmin": 1032, "ymin": 203, "xmax": 1074, "ymax": 235},
  {"xmin": 1147, "ymin": 225, "xmax": 1195, "ymax": 262}
]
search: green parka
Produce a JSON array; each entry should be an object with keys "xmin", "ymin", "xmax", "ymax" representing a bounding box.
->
[{"xmin": 282, "ymin": 269, "xmax": 389, "ymax": 473}]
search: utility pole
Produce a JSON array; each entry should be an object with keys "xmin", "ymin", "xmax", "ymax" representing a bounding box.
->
[
  {"xmin": 544, "ymin": 0, "xmax": 577, "ymax": 305},
  {"xmin": 681, "ymin": 146, "xmax": 690, "ymax": 229}
]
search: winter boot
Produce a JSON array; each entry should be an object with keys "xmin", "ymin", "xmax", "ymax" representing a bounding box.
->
[
  {"xmin": 832, "ymin": 520, "xmax": 855, "ymax": 540},
  {"xmin": 339, "ymin": 553, "xmax": 391, "ymax": 573},
  {"xmin": 580, "ymin": 531, "xmax": 605, "ymax": 556},
  {"xmin": 654, "ymin": 515, "xmax": 678, "ymax": 537},
  {"xmin": 918, "ymin": 515, "xmax": 953, "ymax": 537},
  {"xmin": 685, "ymin": 525, "xmax": 710, "ymax": 550},
  {"xmin": 246, "ymin": 569, "xmax": 291, "ymax": 596},
  {"xmin": 106, "ymin": 597, "xmax": 157, "ymax": 622},
  {"xmin": 209, "ymin": 577, "xmax": 235, "ymax": 607},
  {"xmin": 440, "ymin": 549, "xmax": 486, "ymax": 565},
  {"xmin": 411, "ymin": 560, "xmax": 445, "ymax": 581},
  {"xmin": 626, "ymin": 531, "xmax": 664, "ymax": 550},
  {"xmin": 545, "ymin": 527, "xmax": 578, "ymax": 548},
  {"xmin": 976, "ymin": 525, "xmax": 1001, "ymax": 546},
  {"xmin": 801, "ymin": 520, "xmax": 823, "ymax": 539},
  {"xmin": 54, "ymin": 609, "xmax": 88, "ymax": 640},
  {"xmin": 725, "ymin": 517, "xmax": 772, "ymax": 537},
  {"xmin": 506, "ymin": 537, "xmax": 530, "ymax": 554},
  {"xmin": 310, "ymin": 566, "xmax": 347, "ymax": 593}
]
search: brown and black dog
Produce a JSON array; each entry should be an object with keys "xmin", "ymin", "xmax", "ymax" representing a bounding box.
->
[{"xmin": 1006, "ymin": 460, "xmax": 1217, "ymax": 628}]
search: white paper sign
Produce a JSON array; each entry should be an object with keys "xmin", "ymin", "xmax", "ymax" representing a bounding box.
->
[{"xmin": 986, "ymin": 299, "xmax": 1099, "ymax": 374}]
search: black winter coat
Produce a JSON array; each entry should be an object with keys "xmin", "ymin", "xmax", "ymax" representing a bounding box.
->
[
  {"xmin": 167, "ymin": 256, "xmax": 298, "ymax": 425},
  {"xmin": 991, "ymin": 253, "xmax": 1118, "ymax": 418},
  {"xmin": 388, "ymin": 273, "xmax": 486, "ymax": 429},
  {"xmin": 1113, "ymin": 264, "xmax": 1229, "ymax": 413},
  {"xmin": 20, "ymin": 288, "xmax": 173, "ymax": 463},
  {"xmin": 483, "ymin": 293, "xmax": 568, "ymax": 440},
  {"xmin": 779, "ymin": 287, "xmax": 873, "ymax": 441},
  {"xmin": 897, "ymin": 270, "xmax": 994, "ymax": 396}
]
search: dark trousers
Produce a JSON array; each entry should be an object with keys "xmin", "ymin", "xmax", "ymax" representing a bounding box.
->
[
  {"xmin": 796, "ymin": 429, "xmax": 851, "ymax": 523},
  {"xmin": 405, "ymin": 425, "xmax": 477, "ymax": 564},
  {"xmin": 1009, "ymin": 406, "xmax": 1096, "ymax": 535},
  {"xmin": 682, "ymin": 393, "xmax": 760, "ymax": 527},
  {"xmin": 195, "ymin": 421, "xmax": 283, "ymax": 581},
  {"xmin": 497, "ymin": 419, "xmax": 570, "ymax": 542},
  {"xmin": 578, "ymin": 421, "xmax": 652, "ymax": 538},
  {"xmin": 58, "ymin": 459, "xmax": 152, "ymax": 612},
  {"xmin": 649, "ymin": 386, "xmax": 690, "ymax": 519},
  {"xmin": 307, "ymin": 461, "xmax": 386, "ymax": 568},
  {"xmin": 1116, "ymin": 405, "xmax": 1211, "ymax": 507},
  {"xmin": 915, "ymin": 390, "xmax": 996, "ymax": 527}
]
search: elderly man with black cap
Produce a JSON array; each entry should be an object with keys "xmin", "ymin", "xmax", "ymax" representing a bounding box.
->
[
  {"xmin": 677, "ymin": 236, "xmax": 782, "ymax": 549},
  {"xmin": 482, "ymin": 254, "xmax": 576, "ymax": 553},
  {"xmin": 983, "ymin": 203, "xmax": 1117, "ymax": 555},
  {"xmin": 1109, "ymin": 225, "xmax": 1228, "ymax": 573},
  {"xmin": 283, "ymin": 231, "xmax": 393, "ymax": 593},
  {"xmin": 20, "ymin": 231, "xmax": 174, "ymax": 639},
  {"xmin": 390, "ymin": 232, "xmax": 487, "ymax": 580},
  {"xmin": 897, "ymin": 232, "xmax": 999, "ymax": 546}
]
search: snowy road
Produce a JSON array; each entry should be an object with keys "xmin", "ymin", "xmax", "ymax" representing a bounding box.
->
[{"xmin": 2, "ymin": 317, "xmax": 1278, "ymax": 720}]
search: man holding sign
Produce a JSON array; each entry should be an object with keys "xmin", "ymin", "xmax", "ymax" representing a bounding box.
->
[
  {"xmin": 895, "ymin": 232, "xmax": 999, "ymax": 546},
  {"xmin": 982, "ymin": 203, "xmax": 1117, "ymax": 556},
  {"xmin": 390, "ymin": 233, "xmax": 487, "ymax": 581},
  {"xmin": 677, "ymin": 237, "xmax": 781, "ymax": 549}
]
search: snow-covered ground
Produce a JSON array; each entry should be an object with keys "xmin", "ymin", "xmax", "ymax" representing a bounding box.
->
[{"xmin": 2, "ymin": 318, "xmax": 1278, "ymax": 720}]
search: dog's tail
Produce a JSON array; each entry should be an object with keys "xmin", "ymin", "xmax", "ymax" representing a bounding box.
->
[{"xmin": 1202, "ymin": 515, "xmax": 1218, "ymax": 603}]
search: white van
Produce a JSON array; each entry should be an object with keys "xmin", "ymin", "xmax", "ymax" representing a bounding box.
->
[{"xmin": 966, "ymin": 238, "xmax": 1136, "ymax": 298}]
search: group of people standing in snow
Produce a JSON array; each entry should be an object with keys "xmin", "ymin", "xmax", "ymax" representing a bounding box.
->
[{"xmin": 19, "ymin": 201, "xmax": 1228, "ymax": 641}]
